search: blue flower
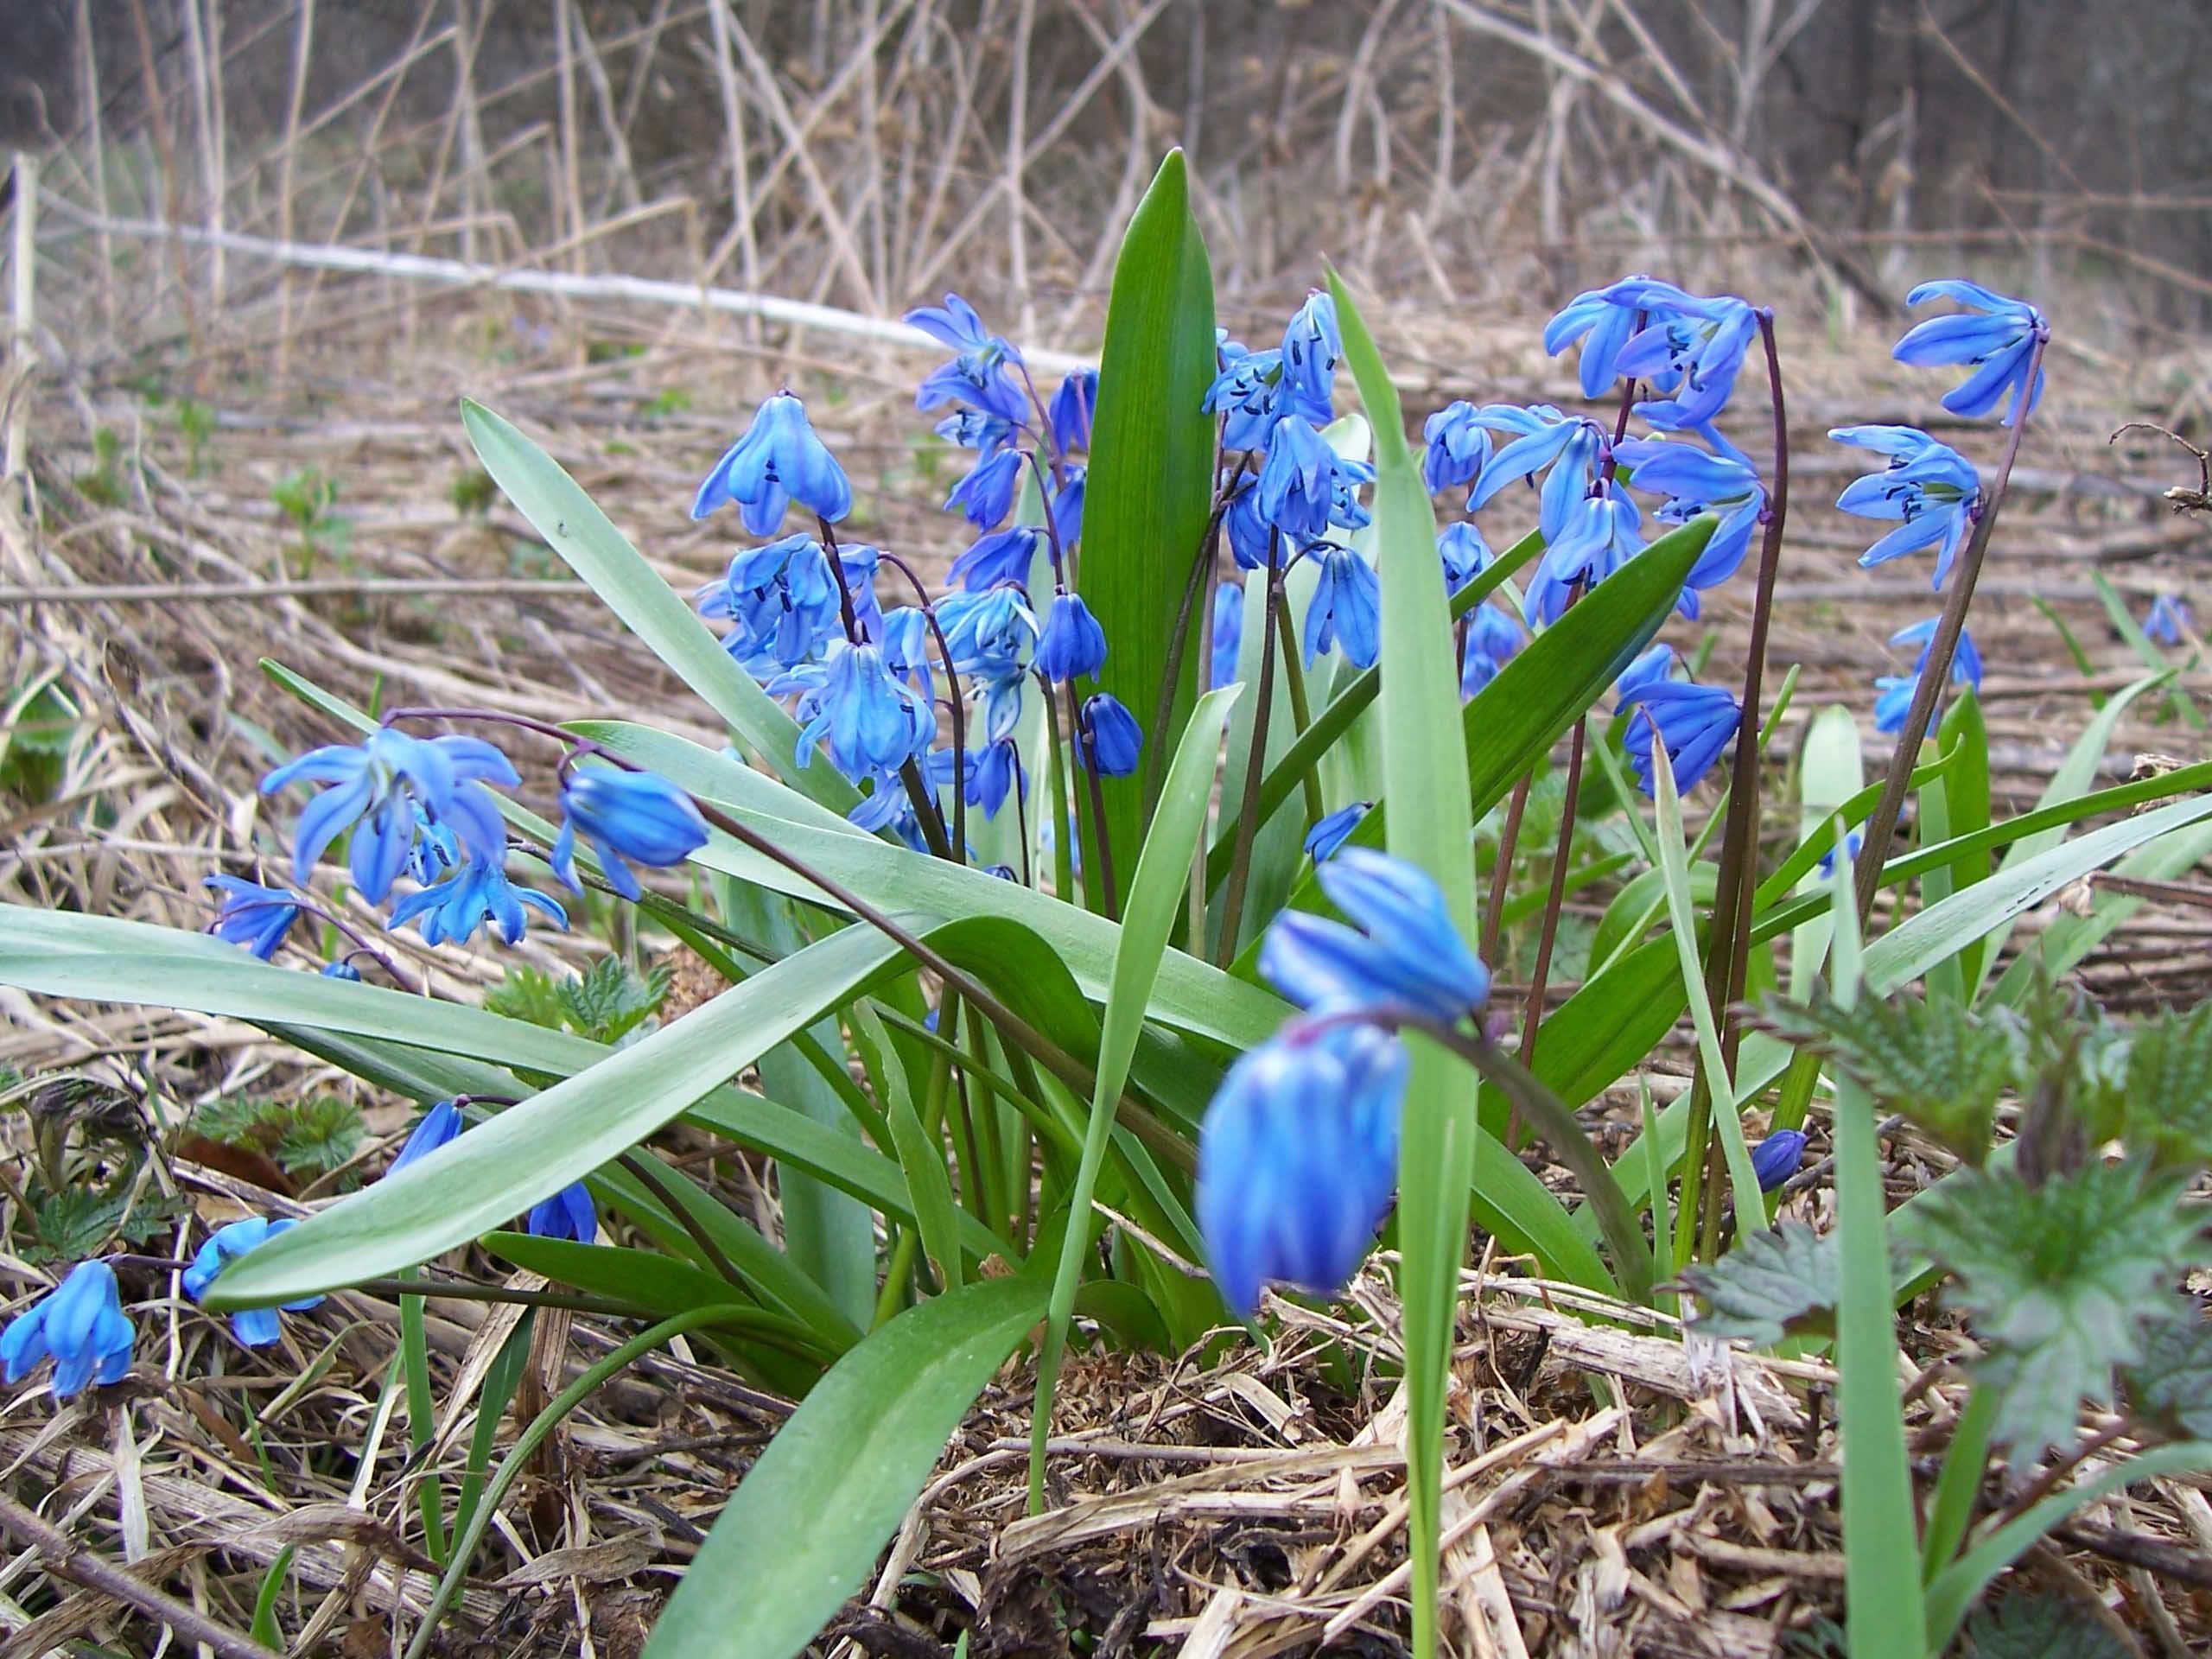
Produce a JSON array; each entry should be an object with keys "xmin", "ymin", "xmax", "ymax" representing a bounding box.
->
[
  {"xmin": 0, "ymin": 1260, "xmax": 133, "ymax": 1399},
  {"xmin": 1873, "ymin": 619, "xmax": 1981, "ymax": 734},
  {"xmin": 1080, "ymin": 694, "xmax": 1142, "ymax": 778},
  {"xmin": 1750, "ymin": 1129, "xmax": 1807, "ymax": 1192},
  {"xmin": 1280, "ymin": 290, "xmax": 1341, "ymax": 411},
  {"xmin": 388, "ymin": 1099, "xmax": 465, "ymax": 1175},
  {"xmin": 202, "ymin": 874, "xmax": 302, "ymax": 961},
  {"xmin": 1421, "ymin": 401, "xmax": 1492, "ymax": 494},
  {"xmin": 944, "ymin": 447, "xmax": 1024, "ymax": 529},
  {"xmin": 1893, "ymin": 279, "xmax": 2046, "ymax": 426},
  {"xmin": 1037, "ymin": 591, "xmax": 1108, "ymax": 683},
  {"xmin": 1203, "ymin": 345, "xmax": 1287, "ymax": 453},
  {"xmin": 937, "ymin": 588, "xmax": 1038, "ymax": 742},
  {"xmin": 1197, "ymin": 1023, "xmax": 1406, "ymax": 1318},
  {"xmin": 1050, "ymin": 467, "xmax": 1086, "ymax": 550},
  {"xmin": 2145, "ymin": 594, "xmax": 2192, "ymax": 645},
  {"xmin": 908, "ymin": 293, "xmax": 1030, "ymax": 426},
  {"xmin": 262, "ymin": 729, "xmax": 518, "ymax": 905},
  {"xmin": 1223, "ymin": 480, "xmax": 1276, "ymax": 570},
  {"xmin": 1613, "ymin": 436, "xmax": 1765, "ymax": 618},
  {"xmin": 1305, "ymin": 548, "xmax": 1380, "ymax": 668},
  {"xmin": 1049, "ymin": 369, "xmax": 1097, "ymax": 454},
  {"xmin": 526, "ymin": 1183, "xmax": 597, "ymax": 1243},
  {"xmin": 1459, "ymin": 605, "xmax": 1524, "ymax": 697},
  {"xmin": 1210, "ymin": 586, "xmax": 1244, "ymax": 690},
  {"xmin": 1255, "ymin": 415, "xmax": 1342, "ymax": 542},
  {"xmin": 933, "ymin": 409, "xmax": 1016, "ymax": 455},
  {"xmin": 1543, "ymin": 274, "xmax": 1675, "ymax": 397},
  {"xmin": 182, "ymin": 1217, "xmax": 324, "ymax": 1346},
  {"xmin": 1622, "ymin": 680, "xmax": 1740, "ymax": 796},
  {"xmin": 1613, "ymin": 643, "xmax": 1676, "ymax": 705},
  {"xmin": 1436, "ymin": 521, "xmax": 1492, "ymax": 593},
  {"xmin": 321, "ymin": 959, "xmax": 362, "ymax": 981},
  {"xmin": 931, "ymin": 738, "xmax": 1023, "ymax": 819},
  {"xmin": 877, "ymin": 606, "xmax": 938, "ymax": 706},
  {"xmin": 390, "ymin": 855, "xmax": 568, "ymax": 948},
  {"xmin": 791, "ymin": 642, "xmax": 936, "ymax": 780},
  {"xmin": 1817, "ymin": 829, "xmax": 1864, "ymax": 879},
  {"xmin": 404, "ymin": 806, "xmax": 461, "ymax": 887},
  {"xmin": 550, "ymin": 768, "xmax": 710, "ymax": 901},
  {"xmin": 1303, "ymin": 801, "xmax": 1371, "ymax": 863},
  {"xmin": 1618, "ymin": 290, "xmax": 1760, "ymax": 430},
  {"xmin": 1468, "ymin": 407, "xmax": 1604, "ymax": 541},
  {"xmin": 698, "ymin": 534, "xmax": 846, "ymax": 670},
  {"xmin": 1833, "ymin": 428, "xmax": 1981, "ymax": 588},
  {"xmin": 691, "ymin": 393, "xmax": 853, "ymax": 534},
  {"xmin": 1527, "ymin": 484, "xmax": 1645, "ymax": 626},
  {"xmin": 1259, "ymin": 847, "xmax": 1490, "ymax": 1024},
  {"xmin": 947, "ymin": 525, "xmax": 1043, "ymax": 594}
]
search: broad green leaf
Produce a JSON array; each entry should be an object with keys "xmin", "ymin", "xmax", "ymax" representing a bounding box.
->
[
  {"xmin": 2122, "ymin": 1309, "xmax": 2212, "ymax": 1440},
  {"xmin": 1077, "ymin": 149, "xmax": 1217, "ymax": 901},
  {"xmin": 1752, "ymin": 990, "xmax": 2012, "ymax": 1163},
  {"xmin": 483, "ymin": 1233, "xmax": 763, "ymax": 1327},
  {"xmin": 1963, "ymin": 1595, "xmax": 2136, "ymax": 1659},
  {"xmin": 1789, "ymin": 704, "xmax": 1861, "ymax": 1001},
  {"xmin": 850, "ymin": 1001, "xmax": 964, "ymax": 1293},
  {"xmin": 458, "ymin": 399, "xmax": 857, "ymax": 816},
  {"xmin": 644, "ymin": 1276, "xmax": 1046, "ymax": 1659},
  {"xmin": 1677, "ymin": 1223, "xmax": 1838, "ymax": 1345}
]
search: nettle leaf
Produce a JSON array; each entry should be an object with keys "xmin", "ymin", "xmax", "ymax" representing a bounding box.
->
[
  {"xmin": 1753, "ymin": 989, "xmax": 2012, "ymax": 1162},
  {"xmin": 482, "ymin": 968, "xmax": 569, "ymax": 1032},
  {"xmin": 2123, "ymin": 1001, "xmax": 2212, "ymax": 1171},
  {"xmin": 557, "ymin": 957, "xmax": 671, "ymax": 1046},
  {"xmin": 271, "ymin": 1096, "xmax": 364, "ymax": 1177},
  {"xmin": 27, "ymin": 1183, "xmax": 186, "ymax": 1264},
  {"xmin": 1964, "ymin": 1592, "xmax": 2133, "ymax": 1659},
  {"xmin": 1901, "ymin": 1160, "xmax": 2198, "ymax": 1462},
  {"xmin": 2122, "ymin": 1306, "xmax": 2212, "ymax": 1441},
  {"xmin": 1677, "ymin": 1224, "xmax": 1838, "ymax": 1345}
]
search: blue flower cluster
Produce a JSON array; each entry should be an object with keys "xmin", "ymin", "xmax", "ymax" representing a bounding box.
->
[{"xmin": 1198, "ymin": 849, "xmax": 1490, "ymax": 1316}]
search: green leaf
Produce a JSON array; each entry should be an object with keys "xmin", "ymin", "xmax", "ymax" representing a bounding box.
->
[
  {"xmin": 1077, "ymin": 150, "xmax": 1217, "ymax": 899},
  {"xmin": 482, "ymin": 1233, "xmax": 758, "ymax": 1325},
  {"xmin": 481, "ymin": 968, "xmax": 569, "ymax": 1032},
  {"xmin": 556, "ymin": 955, "xmax": 671, "ymax": 1045},
  {"xmin": 2121, "ymin": 1305, "xmax": 2212, "ymax": 1441},
  {"xmin": 1676, "ymin": 1223, "xmax": 1838, "ymax": 1345},
  {"xmin": 1900, "ymin": 1160, "xmax": 2198, "ymax": 1462},
  {"xmin": 643, "ymin": 1276, "xmax": 1046, "ymax": 1659},
  {"xmin": 1962, "ymin": 1594, "xmax": 2134, "ymax": 1659},
  {"xmin": 2123, "ymin": 1001, "xmax": 2212, "ymax": 1170},
  {"xmin": 458, "ymin": 399, "xmax": 857, "ymax": 815},
  {"xmin": 1751, "ymin": 991, "xmax": 2012, "ymax": 1164},
  {"xmin": 1934, "ymin": 690, "xmax": 1993, "ymax": 988},
  {"xmin": 850, "ymin": 1001, "xmax": 964, "ymax": 1294},
  {"xmin": 270, "ymin": 1096, "xmax": 365, "ymax": 1177}
]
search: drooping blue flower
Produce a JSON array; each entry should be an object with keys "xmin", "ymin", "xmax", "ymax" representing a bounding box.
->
[
  {"xmin": 1817, "ymin": 829, "xmax": 1865, "ymax": 879},
  {"xmin": 947, "ymin": 525, "xmax": 1043, "ymax": 593},
  {"xmin": 1619, "ymin": 290, "xmax": 1761, "ymax": 430},
  {"xmin": 1050, "ymin": 466, "xmax": 1086, "ymax": 550},
  {"xmin": 1873, "ymin": 619, "xmax": 1982, "ymax": 734},
  {"xmin": 1613, "ymin": 643, "xmax": 1676, "ymax": 705},
  {"xmin": 2145, "ymin": 594, "xmax": 2192, "ymax": 645},
  {"xmin": 1204, "ymin": 345, "xmax": 1287, "ymax": 453},
  {"xmin": 1280, "ymin": 290, "xmax": 1341, "ymax": 411},
  {"xmin": 1613, "ymin": 436, "xmax": 1765, "ymax": 618},
  {"xmin": 1223, "ymin": 480, "xmax": 1277, "ymax": 570},
  {"xmin": 937, "ymin": 587, "xmax": 1039, "ymax": 742},
  {"xmin": 931, "ymin": 737, "xmax": 1022, "ymax": 819},
  {"xmin": 1079, "ymin": 694, "xmax": 1142, "ymax": 778},
  {"xmin": 1326, "ymin": 456, "xmax": 1377, "ymax": 533},
  {"xmin": 1436, "ymin": 521, "xmax": 1491, "ymax": 593},
  {"xmin": 1893, "ymin": 279, "xmax": 2047, "ymax": 426},
  {"xmin": 791, "ymin": 642, "xmax": 936, "ymax": 781},
  {"xmin": 1621, "ymin": 680, "xmax": 1741, "ymax": 797},
  {"xmin": 933, "ymin": 409, "xmax": 1016, "ymax": 455},
  {"xmin": 202, "ymin": 874, "xmax": 302, "ymax": 961},
  {"xmin": 1049, "ymin": 369, "xmax": 1097, "ymax": 454},
  {"xmin": 182, "ymin": 1217, "xmax": 324, "ymax": 1346},
  {"xmin": 1526, "ymin": 484, "xmax": 1645, "ymax": 626},
  {"xmin": 877, "ymin": 606, "xmax": 937, "ymax": 706},
  {"xmin": 1833, "ymin": 429, "xmax": 1981, "ymax": 588},
  {"xmin": 387, "ymin": 1099, "xmax": 465, "ymax": 1175},
  {"xmin": 944, "ymin": 447, "xmax": 1024, "ymax": 529},
  {"xmin": 907, "ymin": 294, "xmax": 1030, "ymax": 426},
  {"xmin": 526, "ymin": 1183, "xmax": 597, "ymax": 1243},
  {"xmin": 1543, "ymin": 274, "xmax": 1677, "ymax": 397},
  {"xmin": 1210, "ymin": 585, "xmax": 1244, "ymax": 690},
  {"xmin": 321, "ymin": 958, "xmax": 362, "ymax": 981},
  {"xmin": 691, "ymin": 393, "xmax": 853, "ymax": 534},
  {"xmin": 1255, "ymin": 415, "xmax": 1342, "ymax": 542},
  {"xmin": 1750, "ymin": 1129, "xmax": 1807, "ymax": 1192},
  {"xmin": 1259, "ymin": 847, "xmax": 1490, "ymax": 1025},
  {"xmin": 1197, "ymin": 1023, "xmax": 1407, "ymax": 1318},
  {"xmin": 1421, "ymin": 402, "xmax": 1492, "ymax": 495},
  {"xmin": 390, "ymin": 855, "xmax": 569, "ymax": 948},
  {"xmin": 1037, "ymin": 591, "xmax": 1108, "ymax": 683},
  {"xmin": 1305, "ymin": 547, "xmax": 1380, "ymax": 668},
  {"xmin": 1467, "ymin": 406, "xmax": 1604, "ymax": 541},
  {"xmin": 1303, "ymin": 801, "xmax": 1371, "ymax": 863},
  {"xmin": 550, "ymin": 767, "xmax": 711, "ymax": 901},
  {"xmin": 697, "ymin": 534, "xmax": 845, "ymax": 670},
  {"xmin": 0, "ymin": 1260, "xmax": 133, "ymax": 1399},
  {"xmin": 262, "ymin": 729, "xmax": 518, "ymax": 905},
  {"xmin": 1459, "ymin": 605, "xmax": 1524, "ymax": 697},
  {"xmin": 404, "ymin": 805, "xmax": 461, "ymax": 887}
]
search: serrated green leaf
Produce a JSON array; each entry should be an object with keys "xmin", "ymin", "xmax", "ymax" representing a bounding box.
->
[
  {"xmin": 557, "ymin": 955, "xmax": 671, "ymax": 1045},
  {"xmin": 1676, "ymin": 1223, "xmax": 1839, "ymax": 1345},
  {"xmin": 1752, "ymin": 991, "xmax": 2012, "ymax": 1162},
  {"xmin": 1964, "ymin": 1593, "xmax": 2134, "ymax": 1659},
  {"xmin": 1901, "ymin": 1160, "xmax": 2198, "ymax": 1461},
  {"xmin": 2122, "ymin": 1306, "xmax": 2212, "ymax": 1441},
  {"xmin": 270, "ymin": 1096, "xmax": 364, "ymax": 1176},
  {"xmin": 2122, "ymin": 1001, "xmax": 2212, "ymax": 1171}
]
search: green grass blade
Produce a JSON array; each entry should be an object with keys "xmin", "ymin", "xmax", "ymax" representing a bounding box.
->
[
  {"xmin": 851, "ymin": 1001, "xmax": 966, "ymax": 1292},
  {"xmin": 2092, "ymin": 569, "xmax": 2203, "ymax": 729}
]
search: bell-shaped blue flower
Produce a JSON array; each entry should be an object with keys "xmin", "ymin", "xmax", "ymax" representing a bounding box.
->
[
  {"xmin": 1468, "ymin": 407, "xmax": 1603, "ymax": 542},
  {"xmin": 1049, "ymin": 369, "xmax": 1097, "ymax": 454},
  {"xmin": 908, "ymin": 294, "xmax": 1030, "ymax": 426},
  {"xmin": 1280, "ymin": 290, "xmax": 1341, "ymax": 411},
  {"xmin": 1037, "ymin": 591, "xmax": 1108, "ymax": 683},
  {"xmin": 1210, "ymin": 586, "xmax": 1244, "ymax": 690},
  {"xmin": 1255, "ymin": 415, "xmax": 1341, "ymax": 542},
  {"xmin": 550, "ymin": 767, "xmax": 710, "ymax": 901},
  {"xmin": 387, "ymin": 1098, "xmax": 465, "ymax": 1175},
  {"xmin": 1197, "ymin": 1024, "xmax": 1407, "ymax": 1318},
  {"xmin": 1834, "ymin": 429, "xmax": 1980, "ymax": 588},
  {"xmin": 794, "ymin": 643, "xmax": 935, "ymax": 782},
  {"xmin": 1203, "ymin": 344, "xmax": 1287, "ymax": 453},
  {"xmin": 1613, "ymin": 436, "xmax": 1765, "ymax": 618},
  {"xmin": 1544, "ymin": 275, "xmax": 1669, "ymax": 397},
  {"xmin": 0, "ymin": 1260, "xmax": 134, "ymax": 1399},
  {"xmin": 1613, "ymin": 643, "xmax": 1676, "ymax": 705},
  {"xmin": 262, "ymin": 728, "xmax": 518, "ymax": 904},
  {"xmin": 691, "ymin": 393, "xmax": 853, "ymax": 534},
  {"xmin": 1258, "ymin": 847, "xmax": 1490, "ymax": 1025},
  {"xmin": 182, "ymin": 1217, "xmax": 324, "ymax": 1346},
  {"xmin": 1303, "ymin": 800, "xmax": 1371, "ymax": 863},
  {"xmin": 931, "ymin": 738, "xmax": 1023, "ymax": 819},
  {"xmin": 947, "ymin": 526, "xmax": 1041, "ymax": 593},
  {"xmin": 390, "ymin": 855, "xmax": 568, "ymax": 948},
  {"xmin": 1460, "ymin": 604, "xmax": 1524, "ymax": 697},
  {"xmin": 1750, "ymin": 1129, "xmax": 1807, "ymax": 1192},
  {"xmin": 322, "ymin": 958, "xmax": 362, "ymax": 981},
  {"xmin": 1305, "ymin": 548, "xmax": 1380, "ymax": 668},
  {"xmin": 944, "ymin": 447, "xmax": 1023, "ymax": 529},
  {"xmin": 2145, "ymin": 594, "xmax": 2191, "ymax": 645},
  {"xmin": 933, "ymin": 409, "xmax": 1016, "ymax": 455},
  {"xmin": 1223, "ymin": 481, "xmax": 1276, "ymax": 570},
  {"xmin": 1079, "ymin": 694, "xmax": 1142, "ymax": 778},
  {"xmin": 202, "ymin": 874, "xmax": 302, "ymax": 961},
  {"xmin": 1050, "ymin": 466, "xmax": 1085, "ymax": 550},
  {"xmin": 877, "ymin": 606, "xmax": 938, "ymax": 706},
  {"xmin": 696, "ymin": 534, "xmax": 844, "ymax": 670},
  {"xmin": 1817, "ymin": 829, "xmax": 1865, "ymax": 880},
  {"xmin": 1421, "ymin": 402, "xmax": 1492, "ymax": 495},
  {"xmin": 938, "ymin": 587, "xmax": 1039, "ymax": 681},
  {"xmin": 1620, "ymin": 291, "xmax": 1760, "ymax": 430},
  {"xmin": 1436, "ymin": 521, "xmax": 1491, "ymax": 593},
  {"xmin": 1527, "ymin": 485, "xmax": 1645, "ymax": 626},
  {"xmin": 1873, "ymin": 619, "xmax": 1981, "ymax": 734},
  {"xmin": 1622, "ymin": 680, "xmax": 1740, "ymax": 797},
  {"xmin": 1893, "ymin": 279, "xmax": 2046, "ymax": 426},
  {"xmin": 526, "ymin": 1183, "xmax": 597, "ymax": 1243}
]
